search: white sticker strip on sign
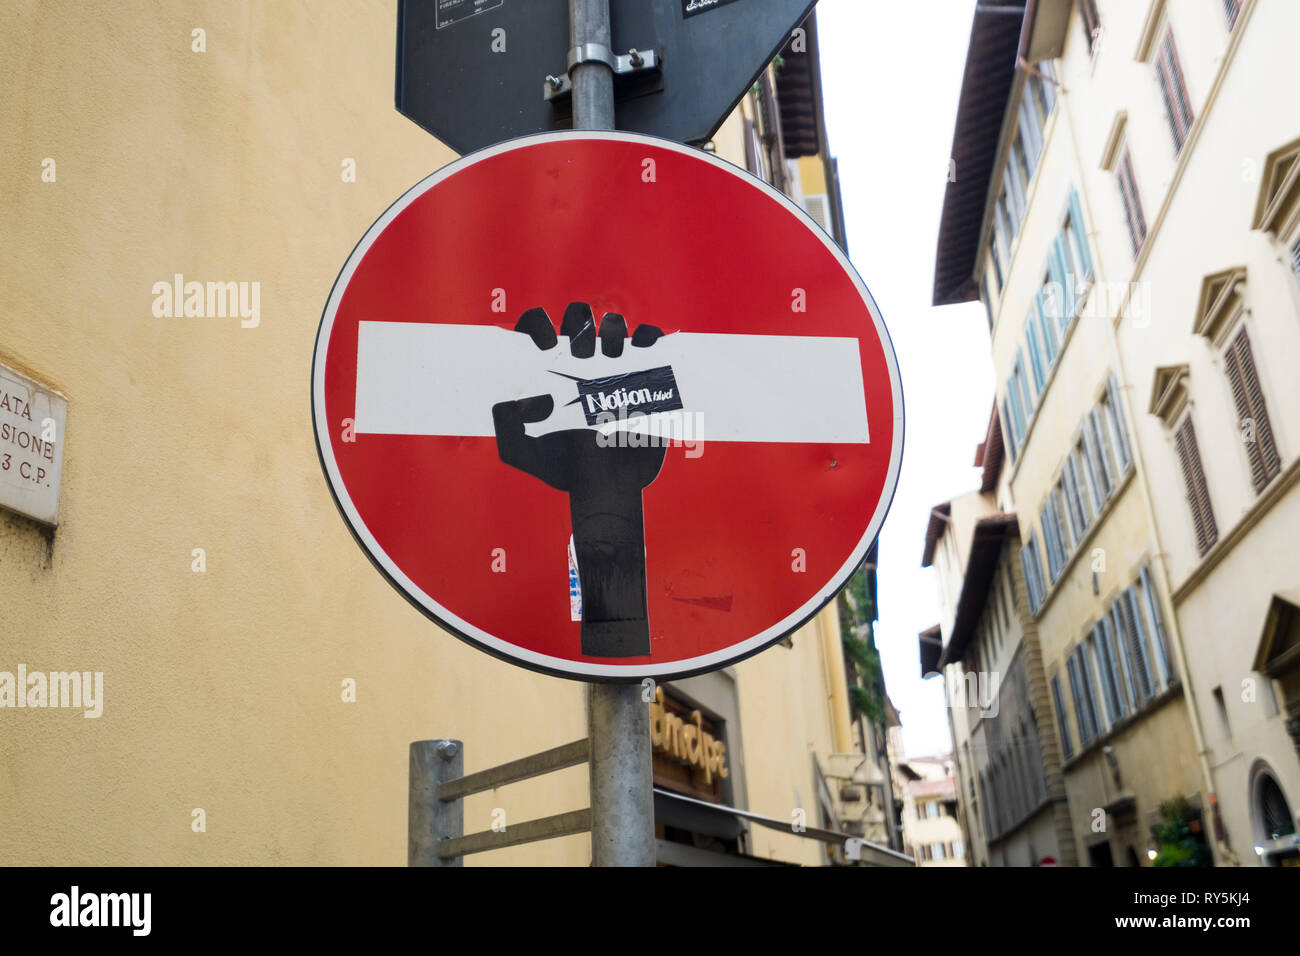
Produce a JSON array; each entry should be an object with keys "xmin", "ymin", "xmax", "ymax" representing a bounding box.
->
[{"xmin": 353, "ymin": 321, "xmax": 869, "ymax": 444}]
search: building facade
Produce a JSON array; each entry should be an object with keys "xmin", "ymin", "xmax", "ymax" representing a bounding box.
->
[
  {"xmin": 897, "ymin": 755, "xmax": 968, "ymax": 866},
  {"xmin": 1075, "ymin": 0, "xmax": 1300, "ymax": 866},
  {"xmin": 921, "ymin": 412, "xmax": 1077, "ymax": 867},
  {"xmin": 925, "ymin": 0, "xmax": 1300, "ymax": 865},
  {"xmin": 0, "ymin": 2, "xmax": 904, "ymax": 866}
]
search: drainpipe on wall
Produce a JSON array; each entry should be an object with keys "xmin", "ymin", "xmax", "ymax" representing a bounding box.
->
[{"xmin": 821, "ymin": 598, "xmax": 855, "ymax": 755}]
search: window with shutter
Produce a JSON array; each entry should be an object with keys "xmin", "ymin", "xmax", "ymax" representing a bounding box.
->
[
  {"xmin": 1224, "ymin": 0, "xmax": 1241, "ymax": 29},
  {"xmin": 1030, "ymin": 536, "xmax": 1046, "ymax": 607},
  {"xmin": 1002, "ymin": 397, "xmax": 1019, "ymax": 462},
  {"xmin": 998, "ymin": 190, "xmax": 1017, "ymax": 245},
  {"xmin": 1174, "ymin": 416, "xmax": 1219, "ymax": 555},
  {"xmin": 1079, "ymin": 0, "xmax": 1102, "ymax": 56},
  {"xmin": 1014, "ymin": 352, "xmax": 1034, "ymax": 417},
  {"xmin": 1106, "ymin": 608, "xmax": 1137, "ymax": 714},
  {"xmin": 1093, "ymin": 620, "xmax": 1127, "ymax": 723},
  {"xmin": 1139, "ymin": 566, "xmax": 1175, "ymax": 686},
  {"xmin": 1052, "ymin": 674, "xmax": 1074, "ymax": 761},
  {"xmin": 802, "ymin": 193, "xmax": 832, "ymax": 234},
  {"xmin": 1021, "ymin": 535, "xmax": 1046, "ymax": 612},
  {"xmin": 1037, "ymin": 506, "xmax": 1054, "ymax": 581},
  {"xmin": 1067, "ymin": 653, "xmax": 1093, "ymax": 745},
  {"xmin": 1007, "ymin": 143, "xmax": 1029, "ymax": 223},
  {"xmin": 1086, "ymin": 407, "xmax": 1116, "ymax": 499},
  {"xmin": 1041, "ymin": 498, "xmax": 1066, "ymax": 582},
  {"xmin": 1073, "ymin": 449, "xmax": 1097, "ymax": 523},
  {"xmin": 1223, "ymin": 326, "xmax": 1282, "ymax": 493},
  {"xmin": 1008, "ymin": 375, "xmax": 1027, "ymax": 441},
  {"xmin": 1041, "ymin": 504, "xmax": 1058, "ymax": 582},
  {"xmin": 1052, "ymin": 486, "xmax": 1074, "ymax": 553},
  {"xmin": 1105, "ymin": 374, "xmax": 1133, "ymax": 473},
  {"xmin": 1061, "ymin": 464, "xmax": 1089, "ymax": 544},
  {"xmin": 1116, "ymin": 589, "xmax": 1155, "ymax": 704},
  {"xmin": 1071, "ymin": 650, "xmax": 1102, "ymax": 738},
  {"xmin": 1018, "ymin": 93, "xmax": 1044, "ymax": 172},
  {"xmin": 1068, "ymin": 188, "xmax": 1093, "ymax": 280},
  {"xmin": 1036, "ymin": 292, "xmax": 1060, "ymax": 366},
  {"xmin": 1081, "ymin": 645, "xmax": 1104, "ymax": 735},
  {"xmin": 1125, "ymin": 587, "xmax": 1158, "ymax": 695},
  {"xmin": 1040, "ymin": 274, "xmax": 1061, "ymax": 331},
  {"xmin": 1116, "ymin": 149, "xmax": 1148, "ymax": 255},
  {"xmin": 1036, "ymin": 61, "xmax": 1058, "ymax": 115},
  {"xmin": 1155, "ymin": 30, "xmax": 1194, "ymax": 154},
  {"xmin": 1048, "ymin": 236, "xmax": 1073, "ymax": 332},
  {"xmin": 1026, "ymin": 315, "xmax": 1047, "ymax": 392},
  {"xmin": 1087, "ymin": 636, "xmax": 1112, "ymax": 731}
]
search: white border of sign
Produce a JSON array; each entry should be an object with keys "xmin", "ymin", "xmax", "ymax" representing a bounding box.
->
[{"xmin": 311, "ymin": 130, "xmax": 904, "ymax": 681}]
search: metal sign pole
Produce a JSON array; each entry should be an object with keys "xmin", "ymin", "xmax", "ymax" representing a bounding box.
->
[{"xmin": 569, "ymin": 0, "xmax": 656, "ymax": 868}]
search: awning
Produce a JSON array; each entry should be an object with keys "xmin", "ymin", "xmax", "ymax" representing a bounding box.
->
[
  {"xmin": 653, "ymin": 788, "xmax": 914, "ymax": 867},
  {"xmin": 919, "ymin": 625, "xmax": 943, "ymax": 677}
]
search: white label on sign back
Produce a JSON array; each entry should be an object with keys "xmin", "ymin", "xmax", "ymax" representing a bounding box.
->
[
  {"xmin": 0, "ymin": 363, "xmax": 68, "ymax": 526},
  {"xmin": 436, "ymin": 0, "xmax": 504, "ymax": 30}
]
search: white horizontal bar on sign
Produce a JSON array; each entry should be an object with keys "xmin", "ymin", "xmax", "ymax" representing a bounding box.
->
[{"xmin": 354, "ymin": 321, "xmax": 869, "ymax": 444}]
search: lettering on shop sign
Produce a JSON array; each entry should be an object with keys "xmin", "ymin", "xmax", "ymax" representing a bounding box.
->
[
  {"xmin": 649, "ymin": 686, "xmax": 729, "ymax": 785},
  {"xmin": 0, "ymin": 363, "xmax": 67, "ymax": 526}
]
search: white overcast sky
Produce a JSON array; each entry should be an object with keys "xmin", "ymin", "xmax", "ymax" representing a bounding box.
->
[{"xmin": 817, "ymin": 0, "xmax": 995, "ymax": 758}]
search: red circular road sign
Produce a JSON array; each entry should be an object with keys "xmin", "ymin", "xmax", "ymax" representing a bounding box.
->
[{"xmin": 312, "ymin": 131, "xmax": 902, "ymax": 680}]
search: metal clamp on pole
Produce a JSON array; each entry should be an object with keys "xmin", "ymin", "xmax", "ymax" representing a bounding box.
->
[{"xmin": 544, "ymin": 44, "xmax": 659, "ymax": 101}]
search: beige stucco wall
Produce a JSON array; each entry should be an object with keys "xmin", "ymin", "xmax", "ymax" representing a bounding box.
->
[
  {"xmin": 0, "ymin": 0, "xmax": 594, "ymax": 867},
  {"xmin": 1060, "ymin": 694, "xmax": 1203, "ymax": 866},
  {"xmin": 988, "ymin": 805, "xmax": 1062, "ymax": 867},
  {"xmin": 932, "ymin": 489, "xmax": 996, "ymax": 641},
  {"xmin": 1174, "ymin": 502, "xmax": 1300, "ymax": 857},
  {"xmin": 0, "ymin": 1, "xmax": 864, "ymax": 866},
  {"xmin": 736, "ymin": 606, "xmax": 844, "ymax": 865}
]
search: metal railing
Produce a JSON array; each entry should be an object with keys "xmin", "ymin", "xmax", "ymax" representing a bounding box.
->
[
  {"xmin": 409, "ymin": 736, "xmax": 913, "ymax": 867},
  {"xmin": 408, "ymin": 738, "xmax": 592, "ymax": 866}
]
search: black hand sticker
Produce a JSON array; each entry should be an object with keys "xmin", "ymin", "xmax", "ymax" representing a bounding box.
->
[{"xmin": 492, "ymin": 303, "xmax": 667, "ymax": 658}]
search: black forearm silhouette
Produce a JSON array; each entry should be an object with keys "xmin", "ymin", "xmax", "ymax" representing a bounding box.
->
[
  {"xmin": 489, "ymin": 302, "xmax": 668, "ymax": 658},
  {"xmin": 492, "ymin": 395, "xmax": 664, "ymax": 657}
]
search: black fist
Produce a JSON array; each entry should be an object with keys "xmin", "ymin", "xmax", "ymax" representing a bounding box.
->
[{"xmin": 492, "ymin": 303, "xmax": 668, "ymax": 658}]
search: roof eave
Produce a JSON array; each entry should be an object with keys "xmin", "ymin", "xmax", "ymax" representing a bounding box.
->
[
  {"xmin": 932, "ymin": 1, "xmax": 1028, "ymax": 307},
  {"xmin": 1019, "ymin": 0, "xmax": 1073, "ymax": 63},
  {"xmin": 938, "ymin": 514, "xmax": 1019, "ymax": 667}
]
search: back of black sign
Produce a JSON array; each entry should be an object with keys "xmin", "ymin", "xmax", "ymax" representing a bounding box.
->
[{"xmin": 395, "ymin": 0, "xmax": 816, "ymax": 153}]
